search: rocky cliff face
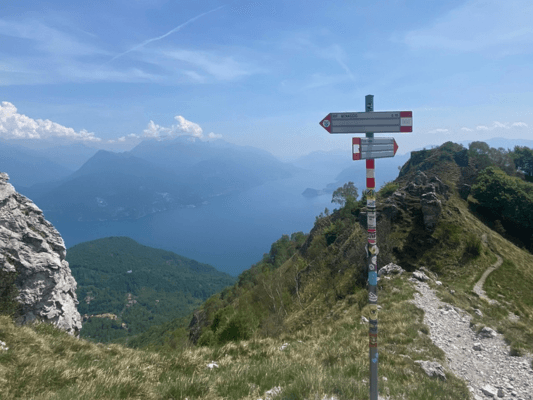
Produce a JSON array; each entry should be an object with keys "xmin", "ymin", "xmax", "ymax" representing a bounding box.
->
[{"xmin": 0, "ymin": 172, "xmax": 81, "ymax": 336}]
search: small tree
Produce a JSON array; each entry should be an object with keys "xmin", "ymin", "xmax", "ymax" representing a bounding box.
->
[
  {"xmin": 512, "ymin": 146, "xmax": 533, "ymax": 178},
  {"xmin": 331, "ymin": 182, "xmax": 358, "ymax": 208}
]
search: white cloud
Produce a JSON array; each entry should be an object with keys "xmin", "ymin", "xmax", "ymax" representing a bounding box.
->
[
  {"xmin": 143, "ymin": 120, "xmax": 169, "ymax": 138},
  {"xmin": 208, "ymin": 132, "xmax": 223, "ymax": 140},
  {"xmin": 399, "ymin": 0, "xmax": 533, "ymax": 56},
  {"xmin": 141, "ymin": 115, "xmax": 221, "ymax": 141},
  {"xmin": 461, "ymin": 127, "xmax": 473, "ymax": 131},
  {"xmin": 0, "ymin": 12, "xmax": 260, "ymax": 85},
  {"xmin": 160, "ymin": 49, "xmax": 256, "ymax": 81},
  {"xmin": 493, "ymin": 121, "xmax": 507, "ymax": 128},
  {"xmin": 0, "ymin": 101, "xmax": 101, "ymax": 142},
  {"xmin": 428, "ymin": 128, "xmax": 449, "ymax": 134},
  {"xmin": 172, "ymin": 116, "xmax": 203, "ymax": 138},
  {"xmin": 473, "ymin": 121, "xmax": 528, "ymax": 131},
  {"xmin": 0, "ymin": 18, "xmax": 108, "ymax": 57},
  {"xmin": 0, "ymin": 102, "xmax": 221, "ymax": 145},
  {"xmin": 106, "ymin": 5, "xmax": 225, "ymax": 64},
  {"xmin": 330, "ymin": 44, "xmax": 356, "ymax": 82}
]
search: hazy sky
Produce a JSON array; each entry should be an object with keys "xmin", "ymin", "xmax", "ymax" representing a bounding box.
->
[{"xmin": 1, "ymin": 0, "xmax": 532, "ymax": 160}]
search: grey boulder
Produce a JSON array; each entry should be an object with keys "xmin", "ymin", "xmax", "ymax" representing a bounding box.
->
[
  {"xmin": 414, "ymin": 360, "xmax": 447, "ymax": 381},
  {"xmin": 0, "ymin": 172, "xmax": 81, "ymax": 336}
]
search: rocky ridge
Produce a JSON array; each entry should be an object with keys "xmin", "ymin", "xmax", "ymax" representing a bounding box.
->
[{"xmin": 0, "ymin": 172, "xmax": 81, "ymax": 335}]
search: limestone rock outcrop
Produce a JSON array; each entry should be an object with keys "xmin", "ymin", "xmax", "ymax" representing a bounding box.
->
[
  {"xmin": 0, "ymin": 172, "xmax": 81, "ymax": 336},
  {"xmin": 359, "ymin": 170, "xmax": 450, "ymax": 233},
  {"xmin": 377, "ymin": 263, "xmax": 405, "ymax": 277},
  {"xmin": 420, "ymin": 192, "xmax": 442, "ymax": 231},
  {"xmin": 188, "ymin": 308, "xmax": 207, "ymax": 345}
]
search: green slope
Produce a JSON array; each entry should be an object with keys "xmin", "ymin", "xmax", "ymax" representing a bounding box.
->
[{"xmin": 66, "ymin": 236, "xmax": 236, "ymax": 344}]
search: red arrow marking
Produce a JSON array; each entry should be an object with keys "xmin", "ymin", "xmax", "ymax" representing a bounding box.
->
[
  {"xmin": 319, "ymin": 114, "xmax": 332, "ymax": 133},
  {"xmin": 352, "ymin": 137, "xmax": 361, "ymax": 160},
  {"xmin": 393, "ymin": 138, "xmax": 398, "ymax": 155}
]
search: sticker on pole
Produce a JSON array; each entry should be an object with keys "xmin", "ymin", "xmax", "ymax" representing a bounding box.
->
[{"xmin": 369, "ymin": 271, "xmax": 377, "ymax": 285}]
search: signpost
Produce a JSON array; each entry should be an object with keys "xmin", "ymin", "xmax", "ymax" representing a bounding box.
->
[
  {"xmin": 319, "ymin": 111, "xmax": 412, "ymax": 133},
  {"xmin": 321, "ymin": 95, "xmax": 412, "ymax": 400},
  {"xmin": 352, "ymin": 137, "xmax": 398, "ymax": 160}
]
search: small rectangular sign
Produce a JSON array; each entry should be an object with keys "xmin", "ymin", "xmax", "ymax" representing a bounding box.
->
[
  {"xmin": 320, "ymin": 111, "xmax": 412, "ymax": 133},
  {"xmin": 352, "ymin": 137, "xmax": 398, "ymax": 160}
]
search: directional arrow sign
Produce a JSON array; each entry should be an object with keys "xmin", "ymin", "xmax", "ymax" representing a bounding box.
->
[
  {"xmin": 320, "ymin": 111, "xmax": 412, "ymax": 133},
  {"xmin": 353, "ymin": 137, "xmax": 398, "ymax": 160}
]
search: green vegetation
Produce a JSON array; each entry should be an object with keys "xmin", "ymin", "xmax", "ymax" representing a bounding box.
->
[
  {"xmin": 1, "ymin": 140, "xmax": 533, "ymax": 399},
  {"xmin": 66, "ymin": 237, "xmax": 236, "ymax": 345},
  {"xmin": 511, "ymin": 146, "xmax": 533, "ymax": 181},
  {"xmin": 331, "ymin": 181, "xmax": 358, "ymax": 207},
  {"xmin": 378, "ymin": 181, "xmax": 399, "ymax": 199},
  {"xmin": 470, "ymin": 166, "xmax": 533, "ymax": 252},
  {"xmin": 0, "ymin": 268, "xmax": 21, "ymax": 319}
]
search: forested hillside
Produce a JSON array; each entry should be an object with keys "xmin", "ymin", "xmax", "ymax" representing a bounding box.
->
[{"xmin": 66, "ymin": 237, "xmax": 236, "ymax": 343}]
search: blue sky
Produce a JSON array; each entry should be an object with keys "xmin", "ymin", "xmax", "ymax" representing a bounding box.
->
[{"xmin": 1, "ymin": 0, "xmax": 532, "ymax": 160}]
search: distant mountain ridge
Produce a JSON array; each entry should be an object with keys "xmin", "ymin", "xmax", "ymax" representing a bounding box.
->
[
  {"xmin": 0, "ymin": 142, "xmax": 74, "ymax": 188},
  {"xmin": 14, "ymin": 137, "xmax": 297, "ymax": 222}
]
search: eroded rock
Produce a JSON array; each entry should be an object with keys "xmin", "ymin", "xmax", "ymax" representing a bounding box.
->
[
  {"xmin": 414, "ymin": 360, "xmax": 447, "ymax": 381},
  {"xmin": 0, "ymin": 172, "xmax": 81, "ymax": 336},
  {"xmin": 378, "ymin": 263, "xmax": 405, "ymax": 277}
]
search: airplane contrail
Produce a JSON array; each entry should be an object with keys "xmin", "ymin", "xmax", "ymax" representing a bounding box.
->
[{"xmin": 106, "ymin": 5, "xmax": 225, "ymax": 64}]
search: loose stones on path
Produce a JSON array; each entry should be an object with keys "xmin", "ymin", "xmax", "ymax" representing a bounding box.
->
[{"xmin": 409, "ymin": 275, "xmax": 533, "ymax": 400}]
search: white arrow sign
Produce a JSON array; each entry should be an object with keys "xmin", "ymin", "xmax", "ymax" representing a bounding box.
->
[
  {"xmin": 320, "ymin": 111, "xmax": 412, "ymax": 133},
  {"xmin": 353, "ymin": 137, "xmax": 399, "ymax": 160}
]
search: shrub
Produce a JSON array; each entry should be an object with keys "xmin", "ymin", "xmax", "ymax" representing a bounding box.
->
[
  {"xmin": 0, "ymin": 269, "xmax": 22, "ymax": 319},
  {"xmin": 217, "ymin": 311, "xmax": 258, "ymax": 344},
  {"xmin": 464, "ymin": 233, "xmax": 482, "ymax": 259},
  {"xmin": 211, "ymin": 306, "xmax": 235, "ymax": 334},
  {"xmin": 198, "ymin": 329, "xmax": 216, "ymax": 347},
  {"xmin": 378, "ymin": 181, "xmax": 399, "ymax": 199}
]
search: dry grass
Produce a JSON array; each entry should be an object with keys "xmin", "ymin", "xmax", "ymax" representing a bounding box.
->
[{"xmin": 0, "ymin": 269, "xmax": 473, "ymax": 400}]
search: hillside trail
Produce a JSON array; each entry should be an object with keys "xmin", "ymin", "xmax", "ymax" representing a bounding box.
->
[
  {"xmin": 472, "ymin": 234, "xmax": 503, "ymax": 304},
  {"xmin": 409, "ymin": 233, "xmax": 533, "ymax": 400}
]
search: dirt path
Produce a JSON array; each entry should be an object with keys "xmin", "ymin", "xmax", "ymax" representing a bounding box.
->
[{"xmin": 473, "ymin": 234, "xmax": 503, "ymax": 304}]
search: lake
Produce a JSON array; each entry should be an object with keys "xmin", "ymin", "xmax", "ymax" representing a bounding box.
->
[{"xmin": 50, "ymin": 169, "xmax": 340, "ymax": 277}]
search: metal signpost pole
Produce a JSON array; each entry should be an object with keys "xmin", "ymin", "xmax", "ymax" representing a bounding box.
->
[
  {"xmin": 365, "ymin": 94, "xmax": 379, "ymax": 400},
  {"xmin": 319, "ymin": 96, "xmax": 411, "ymax": 400}
]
